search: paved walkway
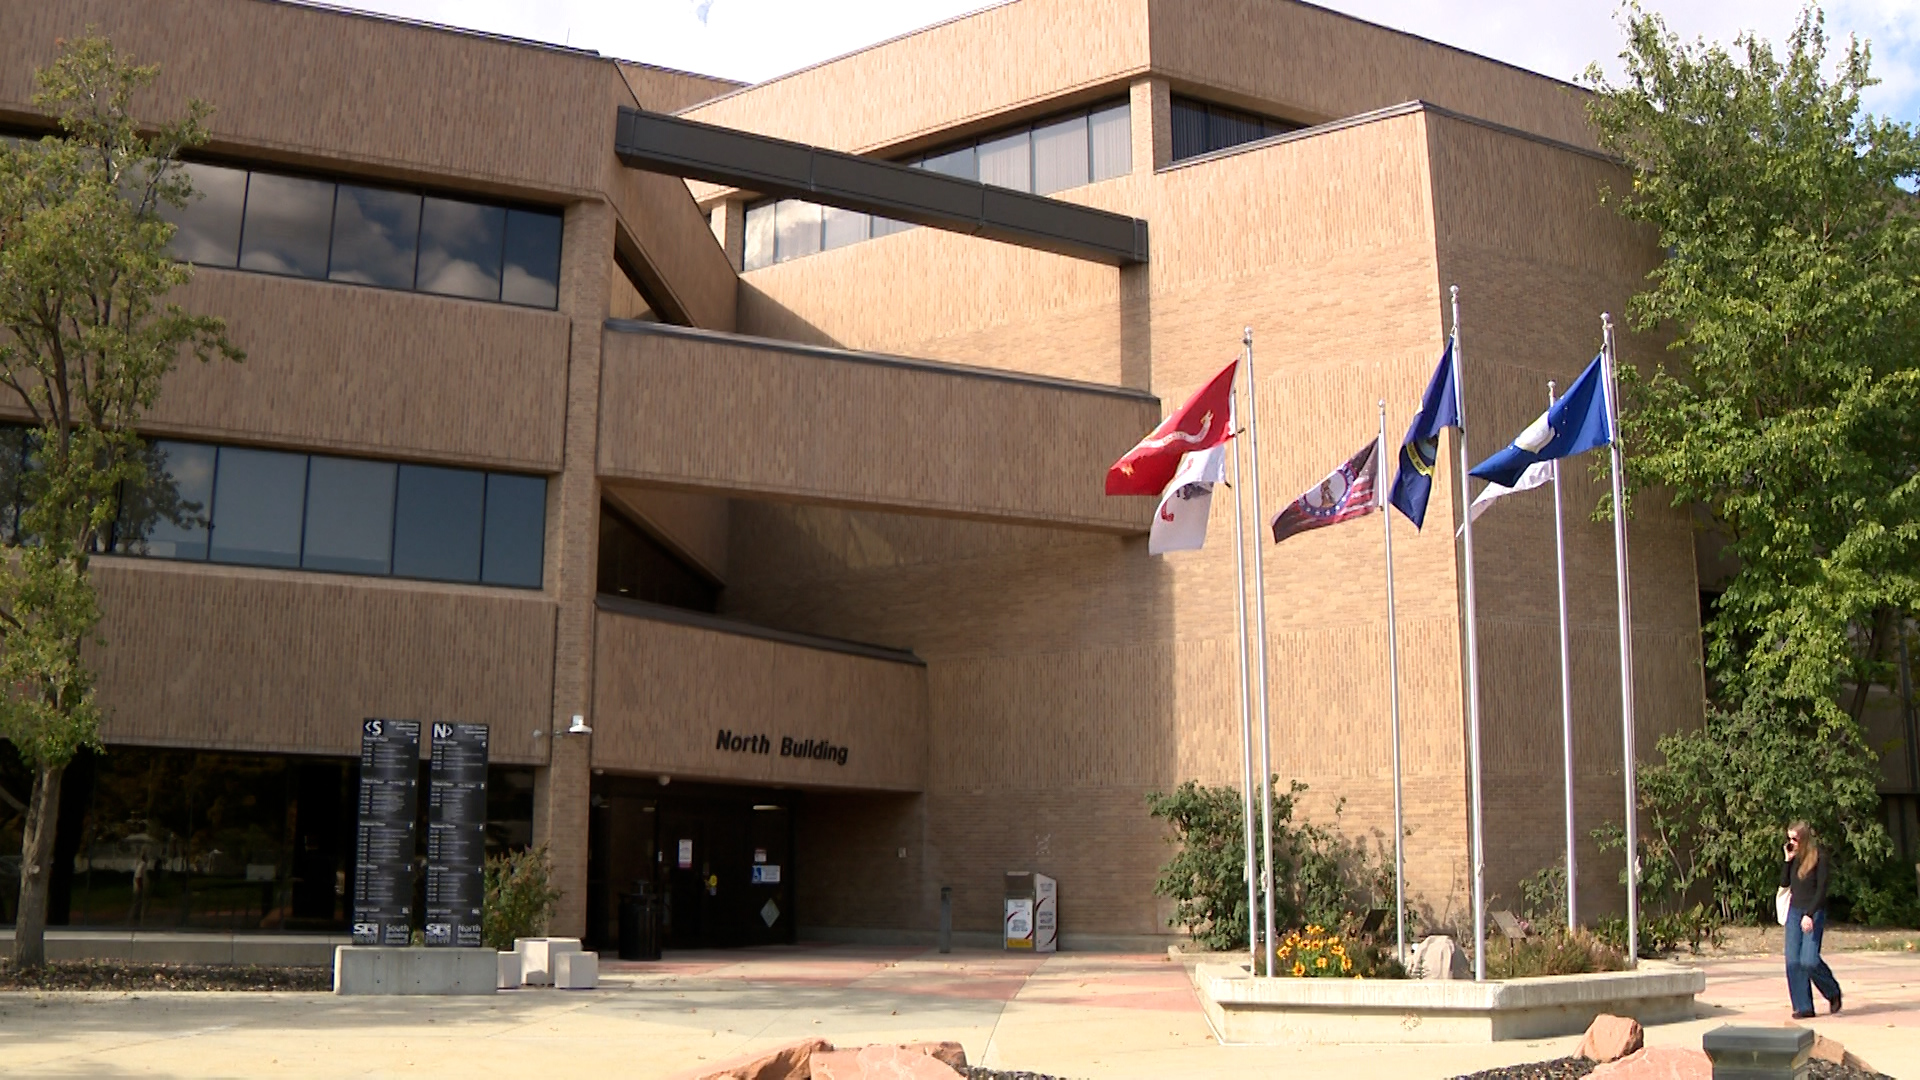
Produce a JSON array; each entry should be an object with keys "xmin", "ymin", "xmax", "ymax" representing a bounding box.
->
[{"xmin": 0, "ymin": 945, "xmax": 1914, "ymax": 1078}]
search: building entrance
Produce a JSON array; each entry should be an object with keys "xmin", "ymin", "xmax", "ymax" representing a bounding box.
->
[{"xmin": 585, "ymin": 777, "xmax": 795, "ymax": 951}]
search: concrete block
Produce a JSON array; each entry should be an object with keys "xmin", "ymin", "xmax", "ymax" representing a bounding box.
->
[
  {"xmin": 332, "ymin": 946, "xmax": 499, "ymax": 996},
  {"xmin": 1701, "ymin": 1025, "xmax": 1813, "ymax": 1080},
  {"xmin": 497, "ymin": 951, "xmax": 523, "ymax": 989},
  {"xmin": 514, "ymin": 937, "xmax": 581, "ymax": 986},
  {"xmin": 554, "ymin": 950, "xmax": 598, "ymax": 990}
]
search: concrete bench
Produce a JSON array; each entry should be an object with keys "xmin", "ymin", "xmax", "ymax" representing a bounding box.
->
[{"xmin": 333, "ymin": 946, "xmax": 498, "ymax": 996}]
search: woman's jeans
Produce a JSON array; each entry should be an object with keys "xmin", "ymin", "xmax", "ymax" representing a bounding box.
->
[{"xmin": 1784, "ymin": 907, "xmax": 1841, "ymax": 1014}]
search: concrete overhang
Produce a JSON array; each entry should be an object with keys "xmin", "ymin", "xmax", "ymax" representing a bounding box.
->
[
  {"xmin": 597, "ymin": 320, "xmax": 1160, "ymax": 534},
  {"xmin": 614, "ymin": 107, "xmax": 1149, "ymax": 266}
]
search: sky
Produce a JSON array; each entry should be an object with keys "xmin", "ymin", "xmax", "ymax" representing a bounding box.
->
[{"xmin": 326, "ymin": 0, "xmax": 1920, "ymax": 122}]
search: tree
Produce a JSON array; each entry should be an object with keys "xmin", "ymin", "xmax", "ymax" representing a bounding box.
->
[
  {"xmin": 0, "ymin": 36, "xmax": 239, "ymax": 968},
  {"xmin": 1586, "ymin": 6, "xmax": 1920, "ymax": 718}
]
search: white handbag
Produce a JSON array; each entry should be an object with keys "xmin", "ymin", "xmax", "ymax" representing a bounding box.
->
[{"xmin": 1776, "ymin": 886, "xmax": 1791, "ymax": 926}]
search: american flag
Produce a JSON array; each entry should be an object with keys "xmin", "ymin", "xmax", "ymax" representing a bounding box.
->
[{"xmin": 1271, "ymin": 439, "xmax": 1382, "ymax": 544}]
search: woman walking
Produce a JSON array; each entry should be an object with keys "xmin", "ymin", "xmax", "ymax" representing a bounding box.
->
[{"xmin": 1781, "ymin": 821, "xmax": 1842, "ymax": 1019}]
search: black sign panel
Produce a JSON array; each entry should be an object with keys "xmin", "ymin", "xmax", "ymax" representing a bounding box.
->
[
  {"xmin": 425, "ymin": 722, "xmax": 489, "ymax": 948},
  {"xmin": 354, "ymin": 718, "xmax": 420, "ymax": 947}
]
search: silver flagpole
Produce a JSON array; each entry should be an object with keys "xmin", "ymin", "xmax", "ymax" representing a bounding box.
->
[
  {"xmin": 1600, "ymin": 313, "xmax": 1641, "ymax": 966},
  {"xmin": 1550, "ymin": 380, "xmax": 1578, "ymax": 930},
  {"xmin": 1379, "ymin": 400, "xmax": 1407, "ymax": 964},
  {"xmin": 1230, "ymin": 380, "xmax": 1261, "ymax": 968},
  {"xmin": 1243, "ymin": 326, "xmax": 1280, "ymax": 977},
  {"xmin": 1451, "ymin": 286, "xmax": 1490, "ymax": 981}
]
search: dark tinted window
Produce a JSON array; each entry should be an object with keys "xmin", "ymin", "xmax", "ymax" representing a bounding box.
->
[
  {"xmin": 161, "ymin": 162, "xmax": 247, "ymax": 267},
  {"xmin": 301, "ymin": 456, "xmax": 396, "ymax": 574},
  {"xmin": 1170, "ymin": 96, "xmax": 1301, "ymax": 162},
  {"xmin": 480, "ymin": 473, "xmax": 546, "ymax": 588},
  {"xmin": 500, "ymin": 209, "xmax": 563, "ymax": 308},
  {"xmin": 328, "ymin": 185, "xmax": 421, "ymax": 290},
  {"xmin": 391, "ymin": 464, "xmax": 484, "ymax": 581},
  {"xmin": 237, "ymin": 173, "xmax": 334, "ymax": 278},
  {"xmin": 209, "ymin": 448, "xmax": 307, "ymax": 568},
  {"xmin": 919, "ymin": 145, "xmax": 976, "ymax": 181},
  {"xmin": 416, "ymin": 197, "xmax": 505, "ymax": 301},
  {"xmin": 598, "ymin": 505, "xmax": 717, "ymax": 612},
  {"xmin": 117, "ymin": 440, "xmax": 215, "ymax": 561}
]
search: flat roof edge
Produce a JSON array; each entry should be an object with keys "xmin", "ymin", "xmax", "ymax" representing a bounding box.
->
[
  {"xmin": 604, "ymin": 319, "xmax": 1160, "ymax": 405},
  {"xmin": 1159, "ymin": 99, "xmax": 1611, "ymax": 172}
]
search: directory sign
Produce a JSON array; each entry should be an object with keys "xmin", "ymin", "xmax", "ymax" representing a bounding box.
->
[
  {"xmin": 424, "ymin": 722, "xmax": 489, "ymax": 948},
  {"xmin": 354, "ymin": 718, "xmax": 420, "ymax": 947}
]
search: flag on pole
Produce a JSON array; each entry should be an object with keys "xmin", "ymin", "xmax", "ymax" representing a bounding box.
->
[
  {"xmin": 1272, "ymin": 440, "xmax": 1382, "ymax": 544},
  {"xmin": 1470, "ymin": 355, "xmax": 1610, "ymax": 487},
  {"xmin": 1106, "ymin": 359, "xmax": 1238, "ymax": 496},
  {"xmin": 1388, "ymin": 341, "xmax": 1460, "ymax": 529},
  {"xmin": 1460, "ymin": 459, "xmax": 1553, "ymax": 528},
  {"xmin": 1148, "ymin": 444, "xmax": 1227, "ymax": 554}
]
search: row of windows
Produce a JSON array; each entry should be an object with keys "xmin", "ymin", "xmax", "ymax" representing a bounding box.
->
[
  {"xmin": 0, "ymin": 432, "xmax": 547, "ymax": 588},
  {"xmin": 1170, "ymin": 96, "xmax": 1303, "ymax": 162},
  {"xmin": 742, "ymin": 100, "xmax": 1132, "ymax": 271},
  {"xmin": 159, "ymin": 161, "xmax": 564, "ymax": 309}
]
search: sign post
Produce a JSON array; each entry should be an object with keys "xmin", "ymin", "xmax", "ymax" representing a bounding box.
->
[
  {"xmin": 425, "ymin": 722, "xmax": 489, "ymax": 948},
  {"xmin": 354, "ymin": 718, "xmax": 420, "ymax": 947}
]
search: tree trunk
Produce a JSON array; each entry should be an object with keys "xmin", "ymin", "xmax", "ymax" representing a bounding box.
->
[
  {"xmin": 11, "ymin": 760, "xmax": 64, "ymax": 970},
  {"xmin": 1848, "ymin": 607, "xmax": 1895, "ymax": 725}
]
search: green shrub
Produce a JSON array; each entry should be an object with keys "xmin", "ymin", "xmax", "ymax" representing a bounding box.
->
[
  {"xmin": 1485, "ymin": 930, "xmax": 1628, "ymax": 978},
  {"xmin": 1519, "ymin": 860, "xmax": 1569, "ymax": 935},
  {"xmin": 483, "ymin": 844, "xmax": 562, "ymax": 950}
]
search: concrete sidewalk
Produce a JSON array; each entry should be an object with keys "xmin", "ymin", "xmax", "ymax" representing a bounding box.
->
[{"xmin": 0, "ymin": 944, "xmax": 1914, "ymax": 1078}]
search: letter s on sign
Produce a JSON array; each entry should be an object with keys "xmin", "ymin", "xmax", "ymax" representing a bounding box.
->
[{"xmin": 364, "ymin": 720, "xmax": 383, "ymax": 737}]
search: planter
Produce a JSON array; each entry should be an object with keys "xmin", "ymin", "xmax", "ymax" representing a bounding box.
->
[{"xmin": 1193, "ymin": 961, "xmax": 1705, "ymax": 1044}]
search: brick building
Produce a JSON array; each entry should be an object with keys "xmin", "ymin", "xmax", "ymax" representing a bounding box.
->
[{"xmin": 0, "ymin": 0, "xmax": 1708, "ymax": 949}]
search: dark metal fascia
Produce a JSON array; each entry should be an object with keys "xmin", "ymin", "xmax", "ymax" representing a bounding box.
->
[{"xmin": 615, "ymin": 106, "xmax": 1149, "ymax": 266}]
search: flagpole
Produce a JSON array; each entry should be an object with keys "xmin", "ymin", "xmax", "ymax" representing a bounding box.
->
[
  {"xmin": 1229, "ymin": 382, "xmax": 1261, "ymax": 968},
  {"xmin": 1600, "ymin": 313, "xmax": 1641, "ymax": 966},
  {"xmin": 1379, "ymin": 400, "xmax": 1407, "ymax": 964},
  {"xmin": 1451, "ymin": 285, "xmax": 1490, "ymax": 982},
  {"xmin": 1243, "ymin": 326, "xmax": 1279, "ymax": 977},
  {"xmin": 1549, "ymin": 380, "xmax": 1578, "ymax": 930}
]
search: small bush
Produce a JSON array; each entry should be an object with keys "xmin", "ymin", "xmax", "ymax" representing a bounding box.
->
[
  {"xmin": 1484, "ymin": 930, "xmax": 1629, "ymax": 978},
  {"xmin": 483, "ymin": 844, "xmax": 562, "ymax": 950},
  {"xmin": 1519, "ymin": 860, "xmax": 1569, "ymax": 934},
  {"xmin": 1260, "ymin": 924, "xmax": 1407, "ymax": 979},
  {"xmin": 1592, "ymin": 903, "xmax": 1721, "ymax": 957}
]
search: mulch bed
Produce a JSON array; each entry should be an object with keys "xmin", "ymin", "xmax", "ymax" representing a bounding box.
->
[
  {"xmin": 1451, "ymin": 1058, "xmax": 1598, "ymax": 1080},
  {"xmin": 0, "ymin": 960, "xmax": 330, "ymax": 992}
]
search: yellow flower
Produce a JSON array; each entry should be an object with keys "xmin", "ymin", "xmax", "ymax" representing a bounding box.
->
[
  {"xmin": 1341, "ymin": 957, "xmax": 1352, "ymax": 971},
  {"xmin": 1316, "ymin": 957, "xmax": 1329, "ymax": 969},
  {"xmin": 1291, "ymin": 962, "xmax": 1306, "ymax": 977},
  {"xmin": 1307, "ymin": 924, "xmax": 1323, "ymax": 935}
]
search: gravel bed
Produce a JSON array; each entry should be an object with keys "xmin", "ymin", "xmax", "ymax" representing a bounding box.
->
[
  {"xmin": 1450, "ymin": 1057, "xmax": 1598, "ymax": 1080},
  {"xmin": 1809, "ymin": 1063, "xmax": 1893, "ymax": 1080},
  {"xmin": 0, "ymin": 960, "xmax": 331, "ymax": 992},
  {"xmin": 966, "ymin": 1070, "xmax": 1074, "ymax": 1080}
]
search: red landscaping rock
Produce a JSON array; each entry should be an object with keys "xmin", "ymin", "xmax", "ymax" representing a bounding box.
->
[
  {"xmin": 897, "ymin": 1042, "xmax": 968, "ymax": 1071},
  {"xmin": 1810, "ymin": 1033, "xmax": 1879, "ymax": 1075},
  {"xmin": 1588, "ymin": 1047, "xmax": 1711, "ymax": 1080},
  {"xmin": 809, "ymin": 1045, "xmax": 964, "ymax": 1080},
  {"xmin": 1577, "ymin": 1014, "xmax": 1645, "ymax": 1063},
  {"xmin": 690, "ymin": 1038, "xmax": 834, "ymax": 1080}
]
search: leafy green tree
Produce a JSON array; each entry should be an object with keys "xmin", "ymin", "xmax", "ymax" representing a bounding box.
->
[
  {"xmin": 1583, "ymin": 4, "xmax": 1916, "ymax": 918},
  {"xmin": 0, "ymin": 36, "xmax": 239, "ymax": 968},
  {"xmin": 483, "ymin": 845, "xmax": 563, "ymax": 950}
]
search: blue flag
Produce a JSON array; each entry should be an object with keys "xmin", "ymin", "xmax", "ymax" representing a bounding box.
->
[
  {"xmin": 1469, "ymin": 354, "xmax": 1612, "ymax": 488},
  {"xmin": 1388, "ymin": 340, "xmax": 1461, "ymax": 530}
]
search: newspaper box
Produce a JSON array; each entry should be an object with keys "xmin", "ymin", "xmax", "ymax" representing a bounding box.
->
[{"xmin": 1003, "ymin": 871, "xmax": 1057, "ymax": 952}]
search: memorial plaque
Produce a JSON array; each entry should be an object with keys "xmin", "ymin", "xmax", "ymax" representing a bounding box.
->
[
  {"xmin": 353, "ymin": 718, "xmax": 420, "ymax": 947},
  {"xmin": 425, "ymin": 722, "xmax": 489, "ymax": 948}
]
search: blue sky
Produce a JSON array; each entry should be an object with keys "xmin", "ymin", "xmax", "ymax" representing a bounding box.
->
[{"xmin": 333, "ymin": 0, "xmax": 1918, "ymax": 123}]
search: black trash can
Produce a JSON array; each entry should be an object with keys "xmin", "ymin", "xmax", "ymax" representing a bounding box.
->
[{"xmin": 618, "ymin": 883, "xmax": 661, "ymax": 961}]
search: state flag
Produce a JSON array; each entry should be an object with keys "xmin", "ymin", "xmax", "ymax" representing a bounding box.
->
[
  {"xmin": 1458, "ymin": 459, "xmax": 1553, "ymax": 533},
  {"xmin": 1271, "ymin": 439, "xmax": 1382, "ymax": 544},
  {"xmin": 1388, "ymin": 340, "xmax": 1460, "ymax": 530},
  {"xmin": 1470, "ymin": 355, "xmax": 1611, "ymax": 488},
  {"xmin": 1106, "ymin": 359, "xmax": 1237, "ymax": 496},
  {"xmin": 1148, "ymin": 444, "xmax": 1226, "ymax": 555}
]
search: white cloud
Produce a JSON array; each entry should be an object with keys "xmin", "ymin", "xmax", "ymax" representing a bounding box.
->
[{"xmin": 332, "ymin": 0, "xmax": 1919, "ymax": 120}]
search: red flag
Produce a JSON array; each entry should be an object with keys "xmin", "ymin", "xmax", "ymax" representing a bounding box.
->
[
  {"xmin": 1106, "ymin": 359, "xmax": 1238, "ymax": 496},
  {"xmin": 1271, "ymin": 439, "xmax": 1382, "ymax": 544}
]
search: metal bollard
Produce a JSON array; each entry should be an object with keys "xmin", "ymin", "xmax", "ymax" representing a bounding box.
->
[
  {"xmin": 939, "ymin": 886, "xmax": 952, "ymax": 954},
  {"xmin": 1701, "ymin": 1025, "xmax": 1814, "ymax": 1080}
]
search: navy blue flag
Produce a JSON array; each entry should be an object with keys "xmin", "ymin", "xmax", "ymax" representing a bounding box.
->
[
  {"xmin": 1388, "ymin": 340, "xmax": 1461, "ymax": 530},
  {"xmin": 1470, "ymin": 354, "xmax": 1612, "ymax": 488}
]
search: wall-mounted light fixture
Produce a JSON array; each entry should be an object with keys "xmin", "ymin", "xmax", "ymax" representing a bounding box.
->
[{"xmin": 567, "ymin": 714, "xmax": 592, "ymax": 735}]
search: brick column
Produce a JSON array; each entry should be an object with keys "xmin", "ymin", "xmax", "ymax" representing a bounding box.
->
[
  {"xmin": 708, "ymin": 199, "xmax": 746, "ymax": 272},
  {"xmin": 533, "ymin": 197, "xmax": 615, "ymax": 939},
  {"xmin": 1131, "ymin": 77, "xmax": 1171, "ymax": 173}
]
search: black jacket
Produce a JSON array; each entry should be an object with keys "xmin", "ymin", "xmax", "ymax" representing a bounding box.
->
[{"xmin": 1781, "ymin": 854, "xmax": 1831, "ymax": 915}]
